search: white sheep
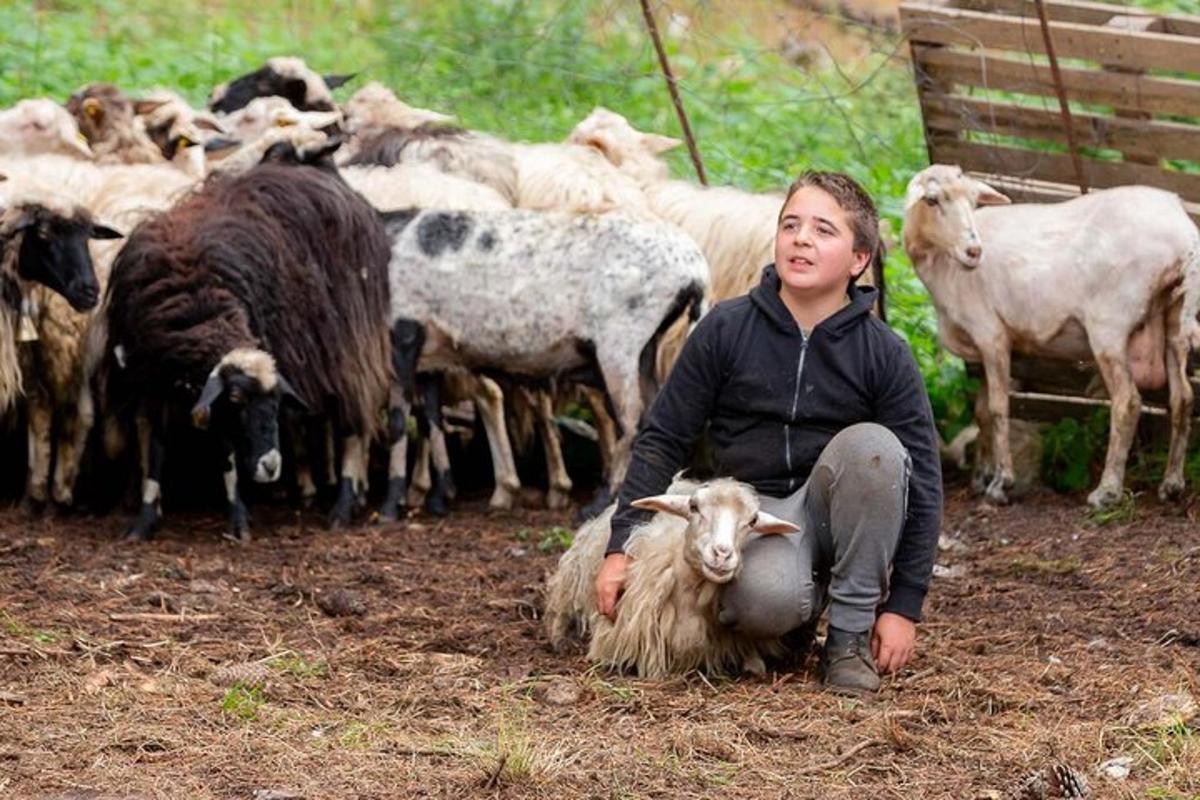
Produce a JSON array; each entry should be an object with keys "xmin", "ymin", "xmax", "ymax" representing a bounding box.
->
[
  {"xmin": 543, "ymin": 477, "xmax": 800, "ymax": 678},
  {"xmin": 903, "ymin": 164, "xmax": 1200, "ymax": 508},
  {"xmin": 0, "ymin": 99, "xmax": 94, "ymax": 159},
  {"xmin": 341, "ymin": 81, "xmax": 454, "ymax": 137}
]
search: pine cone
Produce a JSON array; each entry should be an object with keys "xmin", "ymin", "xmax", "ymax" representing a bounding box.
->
[
  {"xmin": 209, "ymin": 662, "xmax": 270, "ymax": 688},
  {"xmin": 1008, "ymin": 764, "xmax": 1089, "ymax": 799}
]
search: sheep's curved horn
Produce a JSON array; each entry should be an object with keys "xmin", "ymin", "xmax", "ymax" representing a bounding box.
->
[
  {"xmin": 191, "ymin": 370, "xmax": 226, "ymax": 429},
  {"xmin": 751, "ymin": 510, "xmax": 802, "ymax": 535},
  {"xmin": 323, "ymin": 72, "xmax": 357, "ymax": 90},
  {"xmin": 631, "ymin": 494, "xmax": 691, "ymax": 519}
]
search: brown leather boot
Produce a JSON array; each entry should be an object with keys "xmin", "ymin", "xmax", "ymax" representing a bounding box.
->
[{"xmin": 820, "ymin": 626, "xmax": 880, "ymax": 694}]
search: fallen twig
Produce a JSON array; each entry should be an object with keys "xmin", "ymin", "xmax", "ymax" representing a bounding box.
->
[
  {"xmin": 108, "ymin": 612, "xmax": 220, "ymax": 623},
  {"xmin": 795, "ymin": 738, "xmax": 884, "ymax": 776}
]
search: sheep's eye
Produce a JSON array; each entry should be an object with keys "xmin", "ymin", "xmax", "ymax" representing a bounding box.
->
[
  {"xmin": 922, "ymin": 196, "xmax": 939, "ymax": 208},
  {"xmin": 748, "ymin": 513, "xmax": 758, "ymax": 528},
  {"xmin": 688, "ymin": 498, "xmax": 699, "ymax": 514}
]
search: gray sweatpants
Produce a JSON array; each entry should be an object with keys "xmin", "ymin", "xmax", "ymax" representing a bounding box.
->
[{"xmin": 718, "ymin": 422, "xmax": 911, "ymax": 636}]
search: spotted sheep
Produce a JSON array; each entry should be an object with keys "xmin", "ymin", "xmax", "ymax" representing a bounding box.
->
[
  {"xmin": 104, "ymin": 145, "xmax": 392, "ymax": 542},
  {"xmin": 208, "ymin": 57, "xmax": 355, "ymax": 114},
  {"xmin": 902, "ymin": 164, "xmax": 1200, "ymax": 509},
  {"xmin": 543, "ymin": 477, "xmax": 800, "ymax": 678},
  {"xmin": 377, "ymin": 207, "xmax": 709, "ymax": 521}
]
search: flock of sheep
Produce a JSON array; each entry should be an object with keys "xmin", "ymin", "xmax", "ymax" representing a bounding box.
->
[{"xmin": 3, "ymin": 56, "xmax": 1199, "ymax": 677}]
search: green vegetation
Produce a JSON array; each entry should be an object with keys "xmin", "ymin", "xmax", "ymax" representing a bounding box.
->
[
  {"xmin": 220, "ymin": 682, "xmax": 266, "ymax": 721},
  {"xmin": 0, "ymin": 608, "xmax": 62, "ymax": 644}
]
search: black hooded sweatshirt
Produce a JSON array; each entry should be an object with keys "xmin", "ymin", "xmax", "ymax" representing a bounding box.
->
[{"xmin": 607, "ymin": 265, "xmax": 942, "ymax": 622}]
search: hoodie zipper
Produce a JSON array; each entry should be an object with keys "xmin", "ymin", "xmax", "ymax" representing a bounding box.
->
[{"xmin": 784, "ymin": 331, "xmax": 808, "ymax": 491}]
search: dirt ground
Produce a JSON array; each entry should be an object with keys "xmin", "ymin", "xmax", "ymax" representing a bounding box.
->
[{"xmin": 1, "ymin": 482, "xmax": 1197, "ymax": 800}]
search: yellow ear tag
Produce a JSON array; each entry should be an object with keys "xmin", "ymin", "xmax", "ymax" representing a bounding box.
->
[
  {"xmin": 275, "ymin": 118, "xmax": 295, "ymax": 127},
  {"xmin": 177, "ymin": 135, "xmax": 194, "ymax": 149},
  {"xmin": 83, "ymin": 98, "xmax": 101, "ymax": 119},
  {"xmin": 76, "ymin": 132, "xmax": 89, "ymax": 144}
]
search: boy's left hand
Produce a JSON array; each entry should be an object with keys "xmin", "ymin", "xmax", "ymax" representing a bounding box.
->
[{"xmin": 872, "ymin": 612, "xmax": 916, "ymax": 674}]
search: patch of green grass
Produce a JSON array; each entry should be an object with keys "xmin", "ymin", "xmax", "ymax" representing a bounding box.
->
[
  {"xmin": 0, "ymin": 609, "xmax": 62, "ymax": 644},
  {"xmin": 512, "ymin": 528, "xmax": 532, "ymax": 543},
  {"xmin": 338, "ymin": 720, "xmax": 389, "ymax": 749},
  {"xmin": 268, "ymin": 652, "xmax": 328, "ymax": 679},
  {"xmin": 220, "ymin": 683, "xmax": 266, "ymax": 721},
  {"xmin": 1085, "ymin": 490, "xmax": 1137, "ymax": 527},
  {"xmin": 537, "ymin": 526, "xmax": 574, "ymax": 554}
]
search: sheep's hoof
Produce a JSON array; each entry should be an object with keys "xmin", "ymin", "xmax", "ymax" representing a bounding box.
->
[
  {"xmin": 742, "ymin": 654, "xmax": 766, "ymax": 676},
  {"xmin": 969, "ymin": 469, "xmax": 993, "ymax": 496},
  {"xmin": 329, "ymin": 478, "xmax": 359, "ymax": 529},
  {"xmin": 1087, "ymin": 485, "xmax": 1122, "ymax": 510},
  {"xmin": 424, "ymin": 490, "xmax": 449, "ymax": 518},
  {"xmin": 124, "ymin": 503, "xmax": 159, "ymax": 542},
  {"xmin": 1158, "ymin": 478, "xmax": 1185, "ymax": 503},
  {"xmin": 406, "ymin": 487, "xmax": 428, "ymax": 509},
  {"xmin": 984, "ymin": 473, "xmax": 1012, "ymax": 506},
  {"xmin": 488, "ymin": 486, "xmax": 516, "ymax": 510},
  {"xmin": 546, "ymin": 487, "xmax": 572, "ymax": 511},
  {"xmin": 19, "ymin": 495, "xmax": 46, "ymax": 517},
  {"xmin": 378, "ymin": 478, "xmax": 408, "ymax": 523},
  {"xmin": 224, "ymin": 502, "xmax": 251, "ymax": 543}
]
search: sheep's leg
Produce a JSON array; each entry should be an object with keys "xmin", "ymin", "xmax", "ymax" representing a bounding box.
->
[
  {"xmin": 596, "ymin": 359, "xmax": 640, "ymax": 495},
  {"xmin": 979, "ymin": 345, "xmax": 1014, "ymax": 505},
  {"xmin": 421, "ymin": 375, "xmax": 453, "ymax": 517},
  {"xmin": 1089, "ymin": 347, "xmax": 1140, "ymax": 510},
  {"xmin": 292, "ymin": 420, "xmax": 319, "ymax": 508},
  {"xmin": 582, "ymin": 385, "xmax": 617, "ymax": 477},
  {"xmin": 125, "ymin": 410, "xmax": 165, "ymax": 542},
  {"xmin": 535, "ymin": 388, "xmax": 573, "ymax": 510},
  {"xmin": 22, "ymin": 395, "xmax": 53, "ymax": 512},
  {"xmin": 471, "ymin": 376, "xmax": 520, "ymax": 510},
  {"xmin": 220, "ymin": 440, "xmax": 250, "ymax": 543},
  {"xmin": 1160, "ymin": 330, "xmax": 1193, "ymax": 502},
  {"xmin": 407, "ymin": 433, "xmax": 432, "ymax": 508},
  {"xmin": 970, "ymin": 369, "xmax": 995, "ymax": 495},
  {"xmin": 52, "ymin": 385, "xmax": 95, "ymax": 509},
  {"xmin": 329, "ymin": 434, "xmax": 367, "ymax": 528},
  {"xmin": 379, "ymin": 384, "xmax": 412, "ymax": 523}
]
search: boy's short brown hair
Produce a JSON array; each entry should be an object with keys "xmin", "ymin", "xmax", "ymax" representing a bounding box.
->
[{"xmin": 779, "ymin": 170, "xmax": 884, "ymax": 284}]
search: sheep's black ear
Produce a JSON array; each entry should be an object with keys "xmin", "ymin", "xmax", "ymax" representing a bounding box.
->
[
  {"xmin": 90, "ymin": 224, "xmax": 123, "ymax": 240},
  {"xmin": 203, "ymin": 136, "xmax": 241, "ymax": 153},
  {"xmin": 323, "ymin": 72, "xmax": 357, "ymax": 90},
  {"xmin": 278, "ymin": 375, "xmax": 309, "ymax": 413},
  {"xmin": 260, "ymin": 140, "xmax": 297, "ymax": 164},
  {"xmin": 191, "ymin": 370, "xmax": 226, "ymax": 429}
]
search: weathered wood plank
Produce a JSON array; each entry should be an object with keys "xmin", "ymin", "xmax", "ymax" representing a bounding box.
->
[
  {"xmin": 946, "ymin": 0, "xmax": 1200, "ymax": 37},
  {"xmin": 901, "ymin": 3, "xmax": 1200, "ymax": 74},
  {"xmin": 921, "ymin": 93, "xmax": 1200, "ymax": 162},
  {"xmin": 928, "ymin": 138, "xmax": 1200, "ymax": 202},
  {"xmin": 964, "ymin": 171, "xmax": 1200, "ymax": 224},
  {"xmin": 913, "ymin": 46, "xmax": 1200, "ymax": 119}
]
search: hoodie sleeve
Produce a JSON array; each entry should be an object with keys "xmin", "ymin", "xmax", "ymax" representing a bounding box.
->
[
  {"xmin": 606, "ymin": 309, "xmax": 727, "ymax": 555},
  {"xmin": 873, "ymin": 337, "xmax": 943, "ymax": 622}
]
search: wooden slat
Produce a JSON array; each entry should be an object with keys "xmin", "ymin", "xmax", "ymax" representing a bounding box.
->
[
  {"xmin": 901, "ymin": 3, "xmax": 1200, "ymax": 74},
  {"xmin": 913, "ymin": 46, "xmax": 1200, "ymax": 118},
  {"xmin": 968, "ymin": 171, "xmax": 1200, "ymax": 224},
  {"xmin": 928, "ymin": 138, "xmax": 1200, "ymax": 203},
  {"xmin": 921, "ymin": 93, "xmax": 1200, "ymax": 162},
  {"xmin": 948, "ymin": 0, "xmax": 1200, "ymax": 37}
]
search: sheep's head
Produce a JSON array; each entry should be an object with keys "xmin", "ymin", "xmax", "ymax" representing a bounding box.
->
[
  {"xmin": 220, "ymin": 96, "xmax": 342, "ymax": 143},
  {"xmin": 0, "ymin": 189, "xmax": 121, "ymax": 311},
  {"xmin": 903, "ymin": 164, "xmax": 1010, "ymax": 269},
  {"xmin": 0, "ymin": 99, "xmax": 93, "ymax": 159},
  {"xmin": 209, "ymin": 57, "xmax": 355, "ymax": 114},
  {"xmin": 632, "ymin": 479, "xmax": 800, "ymax": 584},
  {"xmin": 191, "ymin": 348, "xmax": 307, "ymax": 484},
  {"xmin": 133, "ymin": 91, "xmax": 226, "ymax": 164},
  {"xmin": 341, "ymin": 82, "xmax": 454, "ymax": 135},
  {"xmin": 567, "ymin": 106, "xmax": 680, "ymax": 185}
]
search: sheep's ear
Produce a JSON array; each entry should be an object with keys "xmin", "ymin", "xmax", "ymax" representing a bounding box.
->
[
  {"xmin": 631, "ymin": 494, "xmax": 692, "ymax": 519},
  {"xmin": 204, "ymin": 136, "xmax": 241, "ymax": 153},
  {"xmin": 751, "ymin": 511, "xmax": 801, "ymax": 535},
  {"xmin": 971, "ymin": 179, "xmax": 1011, "ymax": 207},
  {"xmin": 323, "ymin": 72, "xmax": 357, "ymax": 90},
  {"xmin": 191, "ymin": 370, "xmax": 226, "ymax": 429},
  {"xmin": 82, "ymin": 96, "xmax": 104, "ymax": 121},
  {"xmin": 132, "ymin": 98, "xmax": 170, "ymax": 116},
  {"xmin": 89, "ymin": 224, "xmax": 123, "ymax": 240},
  {"xmin": 640, "ymin": 132, "xmax": 681, "ymax": 154},
  {"xmin": 278, "ymin": 375, "xmax": 309, "ymax": 413}
]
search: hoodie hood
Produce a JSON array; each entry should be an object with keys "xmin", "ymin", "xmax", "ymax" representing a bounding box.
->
[{"xmin": 749, "ymin": 263, "xmax": 877, "ymax": 338}]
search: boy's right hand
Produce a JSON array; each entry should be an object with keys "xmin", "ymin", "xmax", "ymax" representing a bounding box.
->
[{"xmin": 595, "ymin": 553, "xmax": 630, "ymax": 620}]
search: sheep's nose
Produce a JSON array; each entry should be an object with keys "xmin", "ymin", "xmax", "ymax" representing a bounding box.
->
[
  {"xmin": 965, "ymin": 245, "xmax": 982, "ymax": 260},
  {"xmin": 254, "ymin": 448, "xmax": 282, "ymax": 483},
  {"xmin": 713, "ymin": 544, "xmax": 733, "ymax": 560}
]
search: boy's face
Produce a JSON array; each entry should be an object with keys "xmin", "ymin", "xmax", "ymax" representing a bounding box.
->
[{"xmin": 774, "ymin": 186, "xmax": 870, "ymax": 297}]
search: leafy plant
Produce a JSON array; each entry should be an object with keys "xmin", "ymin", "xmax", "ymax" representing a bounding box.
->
[
  {"xmin": 1040, "ymin": 410, "xmax": 1109, "ymax": 493},
  {"xmin": 220, "ymin": 683, "xmax": 266, "ymax": 721}
]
